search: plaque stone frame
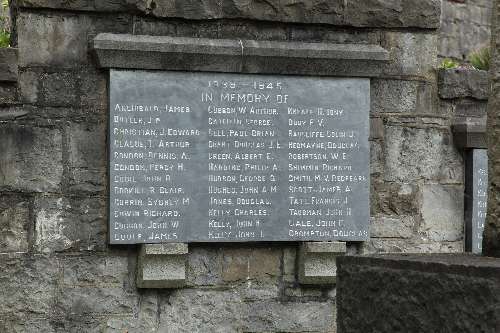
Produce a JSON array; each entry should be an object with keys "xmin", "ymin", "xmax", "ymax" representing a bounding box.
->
[{"xmin": 94, "ymin": 33, "xmax": 390, "ymax": 245}]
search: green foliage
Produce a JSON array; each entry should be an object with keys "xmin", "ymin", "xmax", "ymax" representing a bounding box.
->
[
  {"xmin": 0, "ymin": 30, "xmax": 9, "ymax": 47},
  {"xmin": 0, "ymin": 0, "xmax": 8, "ymax": 47},
  {"xmin": 469, "ymin": 47, "xmax": 491, "ymax": 71},
  {"xmin": 440, "ymin": 58, "xmax": 459, "ymax": 69}
]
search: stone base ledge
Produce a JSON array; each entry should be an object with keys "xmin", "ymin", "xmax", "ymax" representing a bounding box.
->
[
  {"xmin": 298, "ymin": 241, "xmax": 347, "ymax": 285},
  {"xmin": 337, "ymin": 254, "xmax": 500, "ymax": 333},
  {"xmin": 93, "ymin": 33, "xmax": 389, "ymax": 77},
  {"xmin": 137, "ymin": 243, "xmax": 188, "ymax": 289}
]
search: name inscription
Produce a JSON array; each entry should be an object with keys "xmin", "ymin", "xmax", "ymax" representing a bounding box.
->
[{"xmin": 109, "ymin": 70, "xmax": 370, "ymax": 243}]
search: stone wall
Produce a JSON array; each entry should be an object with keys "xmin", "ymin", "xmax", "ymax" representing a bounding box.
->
[
  {"xmin": 0, "ymin": 1, "xmax": 467, "ymax": 332},
  {"xmin": 440, "ymin": 0, "xmax": 493, "ymax": 60},
  {"xmin": 337, "ymin": 254, "xmax": 500, "ymax": 332}
]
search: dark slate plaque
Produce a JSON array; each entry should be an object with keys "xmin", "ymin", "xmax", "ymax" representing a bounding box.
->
[
  {"xmin": 465, "ymin": 149, "xmax": 488, "ymax": 254},
  {"xmin": 109, "ymin": 70, "xmax": 370, "ymax": 243}
]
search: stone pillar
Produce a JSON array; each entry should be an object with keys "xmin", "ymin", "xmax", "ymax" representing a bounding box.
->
[{"xmin": 484, "ymin": 0, "xmax": 500, "ymax": 256}]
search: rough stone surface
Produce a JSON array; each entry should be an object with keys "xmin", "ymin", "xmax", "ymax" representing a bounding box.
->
[
  {"xmin": 16, "ymin": 0, "xmax": 441, "ymax": 28},
  {"xmin": 0, "ymin": 124, "xmax": 63, "ymax": 192},
  {"xmin": 440, "ymin": 0, "xmax": 493, "ymax": 60},
  {"xmin": 337, "ymin": 254, "xmax": 500, "ymax": 333},
  {"xmin": 438, "ymin": 69, "xmax": 490, "ymax": 100},
  {"xmin": 0, "ymin": 194, "xmax": 30, "ymax": 253},
  {"xmin": 0, "ymin": 48, "xmax": 18, "ymax": 82},
  {"xmin": 420, "ymin": 184, "xmax": 464, "ymax": 242},
  {"xmin": 384, "ymin": 125, "xmax": 463, "ymax": 183}
]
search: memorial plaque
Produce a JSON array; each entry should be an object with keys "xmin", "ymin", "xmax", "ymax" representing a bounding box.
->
[
  {"xmin": 465, "ymin": 149, "xmax": 488, "ymax": 254},
  {"xmin": 109, "ymin": 70, "xmax": 370, "ymax": 243}
]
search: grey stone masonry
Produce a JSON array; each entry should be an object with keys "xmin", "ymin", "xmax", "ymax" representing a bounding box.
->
[
  {"xmin": 16, "ymin": 0, "xmax": 441, "ymax": 28},
  {"xmin": 137, "ymin": 243, "xmax": 188, "ymax": 288},
  {"xmin": 94, "ymin": 33, "xmax": 389, "ymax": 76},
  {"xmin": 438, "ymin": 69, "xmax": 490, "ymax": 100},
  {"xmin": 298, "ymin": 241, "xmax": 347, "ymax": 285},
  {"xmin": 0, "ymin": 48, "xmax": 17, "ymax": 82},
  {"xmin": 337, "ymin": 254, "xmax": 500, "ymax": 333}
]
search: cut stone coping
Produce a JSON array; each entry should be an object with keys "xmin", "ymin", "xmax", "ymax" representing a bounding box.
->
[
  {"xmin": 93, "ymin": 33, "xmax": 389, "ymax": 77},
  {"xmin": 438, "ymin": 68, "xmax": 490, "ymax": 100},
  {"xmin": 338, "ymin": 253, "xmax": 500, "ymax": 281},
  {"xmin": 0, "ymin": 48, "xmax": 18, "ymax": 82}
]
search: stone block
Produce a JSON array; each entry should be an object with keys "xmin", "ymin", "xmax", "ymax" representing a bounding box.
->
[
  {"xmin": 370, "ymin": 215, "xmax": 415, "ymax": 239},
  {"xmin": 337, "ymin": 254, "xmax": 500, "ymax": 333},
  {"xmin": 0, "ymin": 48, "xmax": 18, "ymax": 82},
  {"xmin": 93, "ymin": 33, "xmax": 389, "ymax": 77},
  {"xmin": 67, "ymin": 122, "xmax": 106, "ymax": 193},
  {"xmin": 0, "ymin": 194, "xmax": 30, "ymax": 253},
  {"xmin": 158, "ymin": 289, "xmax": 244, "ymax": 331},
  {"xmin": 17, "ymin": 12, "xmax": 132, "ymax": 68},
  {"xmin": 186, "ymin": 246, "xmax": 222, "ymax": 286},
  {"xmin": 17, "ymin": 0, "xmax": 441, "ymax": 28},
  {"xmin": 361, "ymin": 238, "xmax": 464, "ymax": 254},
  {"xmin": 384, "ymin": 125, "xmax": 463, "ymax": 183},
  {"xmin": 420, "ymin": 184, "xmax": 464, "ymax": 242},
  {"xmin": 298, "ymin": 241, "xmax": 347, "ymax": 285},
  {"xmin": 438, "ymin": 69, "xmax": 490, "ymax": 100},
  {"xmin": 0, "ymin": 123, "xmax": 63, "ymax": 192},
  {"xmin": 34, "ymin": 195, "xmax": 106, "ymax": 253},
  {"xmin": 61, "ymin": 254, "xmax": 129, "ymax": 287},
  {"xmin": 0, "ymin": 254, "xmax": 59, "ymax": 321},
  {"xmin": 137, "ymin": 243, "xmax": 188, "ymax": 288},
  {"xmin": 382, "ymin": 31, "xmax": 438, "ymax": 79},
  {"xmin": 221, "ymin": 247, "xmax": 281, "ymax": 283},
  {"xmin": 371, "ymin": 79, "xmax": 435, "ymax": 114},
  {"xmin": 242, "ymin": 299, "xmax": 336, "ymax": 332}
]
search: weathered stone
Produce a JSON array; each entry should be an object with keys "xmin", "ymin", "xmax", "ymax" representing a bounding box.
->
[
  {"xmin": 17, "ymin": 0, "xmax": 441, "ymax": 28},
  {"xmin": 382, "ymin": 31, "xmax": 438, "ymax": 79},
  {"xmin": 438, "ymin": 69, "xmax": 490, "ymax": 100},
  {"xmin": 61, "ymin": 254, "xmax": 129, "ymax": 287},
  {"xmin": 384, "ymin": 125, "xmax": 463, "ymax": 183},
  {"xmin": 371, "ymin": 79, "xmax": 435, "ymax": 114},
  {"xmin": 0, "ymin": 124, "xmax": 63, "ymax": 192},
  {"xmin": 337, "ymin": 254, "xmax": 500, "ymax": 333},
  {"xmin": 0, "ymin": 48, "xmax": 18, "ymax": 82},
  {"xmin": 0, "ymin": 254, "xmax": 59, "ymax": 321},
  {"xmin": 420, "ymin": 184, "xmax": 464, "ymax": 242},
  {"xmin": 242, "ymin": 299, "xmax": 336, "ymax": 332},
  {"xmin": 67, "ymin": 122, "xmax": 106, "ymax": 193},
  {"xmin": 93, "ymin": 33, "xmax": 389, "ymax": 77},
  {"xmin": 186, "ymin": 246, "xmax": 222, "ymax": 286},
  {"xmin": 298, "ymin": 241, "xmax": 346, "ymax": 285},
  {"xmin": 221, "ymin": 247, "xmax": 281, "ymax": 283},
  {"xmin": 0, "ymin": 194, "xmax": 30, "ymax": 253},
  {"xmin": 361, "ymin": 238, "xmax": 464, "ymax": 254},
  {"xmin": 137, "ymin": 243, "xmax": 188, "ymax": 288},
  {"xmin": 159, "ymin": 289, "xmax": 244, "ymax": 332},
  {"xmin": 370, "ymin": 216, "xmax": 415, "ymax": 239},
  {"xmin": 370, "ymin": 140, "xmax": 383, "ymax": 175},
  {"xmin": 439, "ymin": 0, "xmax": 492, "ymax": 60},
  {"xmin": 33, "ymin": 195, "xmax": 106, "ymax": 253},
  {"xmin": 371, "ymin": 181, "xmax": 420, "ymax": 216},
  {"xmin": 17, "ymin": 12, "xmax": 132, "ymax": 68}
]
